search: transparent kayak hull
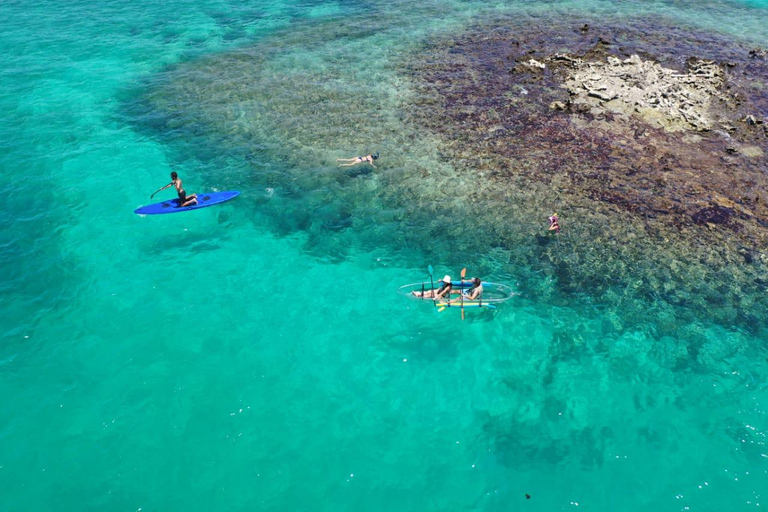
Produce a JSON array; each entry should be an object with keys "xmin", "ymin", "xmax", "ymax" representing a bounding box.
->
[{"xmin": 397, "ymin": 281, "xmax": 516, "ymax": 307}]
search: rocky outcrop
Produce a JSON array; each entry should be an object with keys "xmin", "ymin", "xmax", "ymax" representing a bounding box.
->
[
  {"xmin": 403, "ymin": 18, "xmax": 768, "ymax": 331},
  {"xmin": 556, "ymin": 54, "xmax": 725, "ymax": 132}
]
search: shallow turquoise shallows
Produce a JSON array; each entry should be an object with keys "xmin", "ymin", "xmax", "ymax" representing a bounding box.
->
[{"xmin": 1, "ymin": 0, "xmax": 767, "ymax": 510}]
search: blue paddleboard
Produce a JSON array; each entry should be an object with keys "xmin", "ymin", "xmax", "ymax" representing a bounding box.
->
[{"xmin": 134, "ymin": 191, "xmax": 240, "ymax": 215}]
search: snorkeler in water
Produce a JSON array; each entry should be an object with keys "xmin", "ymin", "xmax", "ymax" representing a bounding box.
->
[{"xmin": 337, "ymin": 152, "xmax": 380, "ymax": 169}]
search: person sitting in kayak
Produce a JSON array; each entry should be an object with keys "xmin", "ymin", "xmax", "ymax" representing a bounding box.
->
[
  {"xmin": 548, "ymin": 213, "xmax": 561, "ymax": 234},
  {"xmin": 337, "ymin": 152, "xmax": 380, "ymax": 169},
  {"xmin": 448, "ymin": 277, "xmax": 483, "ymax": 304},
  {"xmin": 412, "ymin": 275, "xmax": 453, "ymax": 299},
  {"xmin": 463, "ymin": 277, "xmax": 483, "ymax": 300},
  {"xmin": 157, "ymin": 172, "xmax": 198, "ymax": 207}
]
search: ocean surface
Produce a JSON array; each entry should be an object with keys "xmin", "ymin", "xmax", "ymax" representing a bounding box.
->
[{"xmin": 1, "ymin": 0, "xmax": 767, "ymax": 510}]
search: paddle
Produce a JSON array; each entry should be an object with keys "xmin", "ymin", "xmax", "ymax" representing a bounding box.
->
[
  {"xmin": 150, "ymin": 183, "xmax": 170, "ymax": 200},
  {"xmin": 428, "ymin": 265, "xmax": 436, "ymax": 307},
  {"xmin": 460, "ymin": 268, "xmax": 467, "ymax": 320}
]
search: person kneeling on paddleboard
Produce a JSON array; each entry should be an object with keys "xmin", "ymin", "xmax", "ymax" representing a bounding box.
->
[
  {"xmin": 154, "ymin": 172, "xmax": 198, "ymax": 207},
  {"xmin": 412, "ymin": 275, "xmax": 453, "ymax": 299}
]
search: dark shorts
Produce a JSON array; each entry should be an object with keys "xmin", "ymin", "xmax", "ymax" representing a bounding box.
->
[{"xmin": 178, "ymin": 191, "xmax": 187, "ymax": 204}]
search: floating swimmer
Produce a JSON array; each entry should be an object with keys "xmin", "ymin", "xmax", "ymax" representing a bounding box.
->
[{"xmin": 337, "ymin": 152, "xmax": 380, "ymax": 169}]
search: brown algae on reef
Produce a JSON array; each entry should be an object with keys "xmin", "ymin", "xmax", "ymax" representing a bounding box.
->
[{"xmin": 400, "ymin": 16, "xmax": 768, "ymax": 318}]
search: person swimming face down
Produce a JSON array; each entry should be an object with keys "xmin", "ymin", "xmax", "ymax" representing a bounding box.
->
[{"xmin": 337, "ymin": 151, "xmax": 380, "ymax": 168}]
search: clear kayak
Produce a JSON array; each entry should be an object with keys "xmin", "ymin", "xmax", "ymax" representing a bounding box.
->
[{"xmin": 397, "ymin": 281, "xmax": 517, "ymax": 308}]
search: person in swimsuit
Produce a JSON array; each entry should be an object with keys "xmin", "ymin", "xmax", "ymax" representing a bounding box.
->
[
  {"xmin": 157, "ymin": 172, "xmax": 198, "ymax": 207},
  {"xmin": 463, "ymin": 277, "xmax": 483, "ymax": 300},
  {"xmin": 548, "ymin": 213, "xmax": 561, "ymax": 234},
  {"xmin": 448, "ymin": 277, "xmax": 483, "ymax": 304},
  {"xmin": 337, "ymin": 152, "xmax": 380, "ymax": 168},
  {"xmin": 412, "ymin": 275, "xmax": 453, "ymax": 299}
]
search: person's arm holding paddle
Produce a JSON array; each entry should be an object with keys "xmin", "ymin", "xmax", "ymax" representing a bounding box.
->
[
  {"xmin": 150, "ymin": 180, "xmax": 174, "ymax": 199},
  {"xmin": 151, "ymin": 172, "xmax": 183, "ymax": 199}
]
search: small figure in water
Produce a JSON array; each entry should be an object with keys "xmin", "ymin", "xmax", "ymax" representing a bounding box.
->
[
  {"xmin": 548, "ymin": 213, "xmax": 561, "ymax": 234},
  {"xmin": 413, "ymin": 275, "xmax": 453, "ymax": 299},
  {"xmin": 337, "ymin": 152, "xmax": 380, "ymax": 169},
  {"xmin": 156, "ymin": 172, "xmax": 197, "ymax": 207}
]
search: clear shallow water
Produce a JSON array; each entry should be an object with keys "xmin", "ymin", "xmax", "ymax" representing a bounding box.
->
[{"xmin": 1, "ymin": 0, "xmax": 767, "ymax": 510}]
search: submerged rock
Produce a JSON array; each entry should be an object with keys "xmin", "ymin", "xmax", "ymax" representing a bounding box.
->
[{"xmin": 691, "ymin": 205, "xmax": 734, "ymax": 226}]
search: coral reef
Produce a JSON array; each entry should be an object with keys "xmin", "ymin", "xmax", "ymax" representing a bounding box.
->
[
  {"xmin": 400, "ymin": 16, "xmax": 768, "ymax": 329},
  {"xmin": 129, "ymin": 14, "xmax": 768, "ymax": 333}
]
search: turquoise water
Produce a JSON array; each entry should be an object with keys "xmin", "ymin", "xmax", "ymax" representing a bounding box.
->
[{"xmin": 1, "ymin": 0, "xmax": 767, "ymax": 510}]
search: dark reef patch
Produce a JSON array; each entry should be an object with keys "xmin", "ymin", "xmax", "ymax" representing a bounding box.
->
[
  {"xmin": 405, "ymin": 18, "xmax": 768, "ymax": 236},
  {"xmin": 399, "ymin": 14, "xmax": 768, "ymax": 330},
  {"xmin": 691, "ymin": 205, "xmax": 734, "ymax": 226}
]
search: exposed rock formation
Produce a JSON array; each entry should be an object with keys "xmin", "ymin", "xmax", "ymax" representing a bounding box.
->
[{"xmin": 556, "ymin": 54, "xmax": 725, "ymax": 132}]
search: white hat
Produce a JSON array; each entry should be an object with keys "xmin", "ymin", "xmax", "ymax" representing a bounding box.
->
[{"xmin": 442, "ymin": 275, "xmax": 451, "ymax": 283}]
